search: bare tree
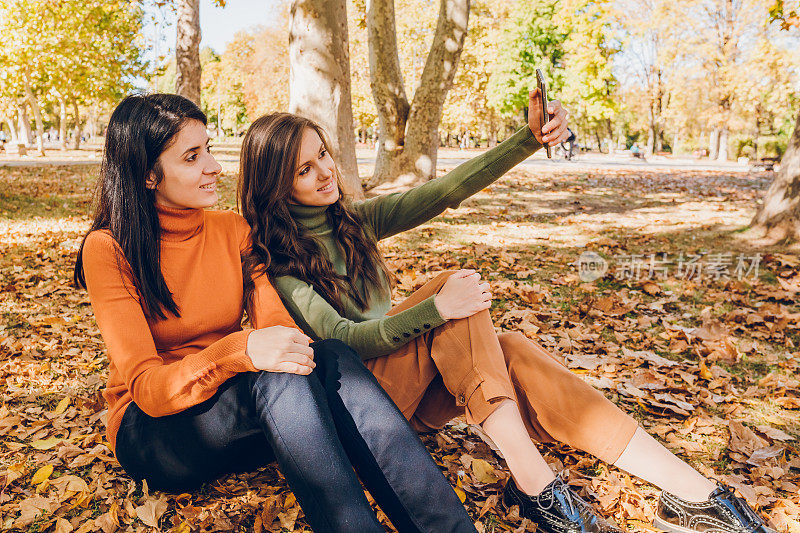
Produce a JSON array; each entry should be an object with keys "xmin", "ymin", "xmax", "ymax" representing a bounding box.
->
[
  {"xmin": 289, "ymin": 0, "xmax": 360, "ymax": 197},
  {"xmin": 175, "ymin": 0, "xmax": 202, "ymax": 105},
  {"xmin": 366, "ymin": 0, "xmax": 470, "ymax": 189}
]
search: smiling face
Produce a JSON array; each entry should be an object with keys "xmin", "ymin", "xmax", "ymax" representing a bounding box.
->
[
  {"xmin": 148, "ymin": 119, "xmax": 222, "ymax": 209},
  {"xmin": 289, "ymin": 127, "xmax": 339, "ymax": 206}
]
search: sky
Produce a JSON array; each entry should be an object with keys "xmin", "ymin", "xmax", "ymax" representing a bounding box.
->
[
  {"xmin": 143, "ymin": 0, "xmax": 285, "ymax": 59},
  {"xmin": 198, "ymin": 0, "xmax": 285, "ymax": 53}
]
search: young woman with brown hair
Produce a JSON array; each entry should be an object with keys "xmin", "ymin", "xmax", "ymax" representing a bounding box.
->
[
  {"xmin": 74, "ymin": 93, "xmax": 481, "ymax": 533},
  {"xmin": 238, "ymin": 92, "xmax": 776, "ymax": 533}
]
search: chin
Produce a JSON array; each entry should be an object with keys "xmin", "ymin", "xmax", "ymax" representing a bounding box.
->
[
  {"xmin": 314, "ymin": 191, "xmax": 339, "ymax": 206},
  {"xmin": 197, "ymin": 195, "xmax": 219, "ymax": 209}
]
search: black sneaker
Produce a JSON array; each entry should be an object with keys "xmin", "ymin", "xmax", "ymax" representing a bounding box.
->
[
  {"xmin": 654, "ymin": 484, "xmax": 777, "ymax": 532},
  {"xmin": 502, "ymin": 477, "xmax": 623, "ymax": 532}
]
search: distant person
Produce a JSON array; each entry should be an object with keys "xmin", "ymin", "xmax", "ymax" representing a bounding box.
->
[
  {"xmin": 74, "ymin": 93, "xmax": 478, "ymax": 533},
  {"xmin": 631, "ymin": 143, "xmax": 643, "ymax": 159},
  {"xmin": 560, "ymin": 127, "xmax": 577, "ymax": 160}
]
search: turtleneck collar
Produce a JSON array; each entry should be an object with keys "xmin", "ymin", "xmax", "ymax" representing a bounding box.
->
[
  {"xmin": 157, "ymin": 203, "xmax": 205, "ymax": 242},
  {"xmin": 287, "ymin": 203, "xmax": 330, "ymax": 233}
]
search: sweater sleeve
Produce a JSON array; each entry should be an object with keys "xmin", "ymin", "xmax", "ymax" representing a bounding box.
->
[
  {"xmin": 82, "ymin": 231, "xmax": 257, "ymax": 418},
  {"xmin": 274, "ymin": 276, "xmax": 447, "ymax": 360},
  {"xmin": 356, "ymin": 126, "xmax": 541, "ymax": 240}
]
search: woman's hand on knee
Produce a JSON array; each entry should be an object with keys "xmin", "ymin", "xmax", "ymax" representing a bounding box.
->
[
  {"xmin": 246, "ymin": 326, "xmax": 316, "ymax": 375},
  {"xmin": 434, "ymin": 269, "xmax": 492, "ymax": 320}
]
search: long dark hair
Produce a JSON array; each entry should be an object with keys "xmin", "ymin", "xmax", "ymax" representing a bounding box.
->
[
  {"xmin": 239, "ymin": 113, "xmax": 389, "ymax": 314},
  {"xmin": 74, "ymin": 93, "xmax": 207, "ymax": 320}
]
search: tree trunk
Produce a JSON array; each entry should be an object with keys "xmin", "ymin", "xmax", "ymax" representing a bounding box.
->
[
  {"xmin": 22, "ymin": 71, "xmax": 45, "ymax": 156},
  {"xmin": 366, "ymin": 0, "xmax": 470, "ymax": 190},
  {"xmin": 5, "ymin": 113, "xmax": 19, "ymax": 144},
  {"xmin": 751, "ymin": 110, "xmax": 800, "ymax": 242},
  {"xmin": 59, "ymin": 99, "xmax": 68, "ymax": 150},
  {"xmin": 365, "ymin": 0, "xmax": 410, "ymax": 189},
  {"xmin": 709, "ymin": 128, "xmax": 720, "ymax": 160},
  {"xmin": 71, "ymin": 98, "xmax": 83, "ymax": 150},
  {"xmin": 17, "ymin": 104, "xmax": 32, "ymax": 145},
  {"xmin": 176, "ymin": 0, "xmax": 202, "ymax": 106},
  {"xmin": 716, "ymin": 126, "xmax": 729, "ymax": 161},
  {"xmin": 289, "ymin": 0, "xmax": 360, "ymax": 198}
]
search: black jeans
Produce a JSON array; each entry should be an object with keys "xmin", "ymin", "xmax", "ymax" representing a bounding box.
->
[{"xmin": 115, "ymin": 339, "xmax": 476, "ymax": 533}]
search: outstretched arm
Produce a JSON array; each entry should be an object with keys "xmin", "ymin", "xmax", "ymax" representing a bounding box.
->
[{"xmin": 357, "ymin": 90, "xmax": 570, "ymax": 240}]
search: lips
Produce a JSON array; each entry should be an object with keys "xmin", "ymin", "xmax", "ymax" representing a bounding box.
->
[
  {"xmin": 317, "ymin": 181, "xmax": 335, "ymax": 193},
  {"xmin": 199, "ymin": 182, "xmax": 217, "ymax": 191}
]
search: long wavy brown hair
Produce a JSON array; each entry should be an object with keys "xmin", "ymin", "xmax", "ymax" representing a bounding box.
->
[{"xmin": 239, "ymin": 113, "xmax": 390, "ymax": 314}]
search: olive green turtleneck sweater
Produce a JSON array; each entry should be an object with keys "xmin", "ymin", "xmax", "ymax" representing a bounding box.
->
[{"xmin": 274, "ymin": 126, "xmax": 541, "ymax": 360}]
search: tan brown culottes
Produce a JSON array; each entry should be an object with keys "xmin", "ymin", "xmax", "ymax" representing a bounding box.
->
[{"xmin": 364, "ymin": 272, "xmax": 638, "ymax": 464}]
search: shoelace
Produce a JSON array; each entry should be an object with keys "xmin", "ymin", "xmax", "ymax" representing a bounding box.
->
[
  {"xmin": 712, "ymin": 485, "xmax": 765, "ymax": 532},
  {"xmin": 538, "ymin": 478, "xmax": 577, "ymax": 518}
]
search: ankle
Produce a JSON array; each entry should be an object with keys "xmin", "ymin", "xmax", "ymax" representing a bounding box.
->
[
  {"xmin": 511, "ymin": 472, "xmax": 556, "ymax": 497},
  {"xmin": 666, "ymin": 481, "xmax": 716, "ymax": 503}
]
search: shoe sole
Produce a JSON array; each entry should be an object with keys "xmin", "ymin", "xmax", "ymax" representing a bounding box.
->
[{"xmin": 653, "ymin": 514, "xmax": 699, "ymax": 533}]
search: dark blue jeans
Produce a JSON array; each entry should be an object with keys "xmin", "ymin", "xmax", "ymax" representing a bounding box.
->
[{"xmin": 115, "ymin": 339, "xmax": 476, "ymax": 533}]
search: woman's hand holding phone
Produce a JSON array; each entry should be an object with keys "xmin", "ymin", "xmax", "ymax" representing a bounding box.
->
[
  {"xmin": 528, "ymin": 88, "xmax": 570, "ymax": 147},
  {"xmin": 434, "ymin": 270, "xmax": 492, "ymax": 320},
  {"xmin": 246, "ymin": 326, "xmax": 316, "ymax": 375}
]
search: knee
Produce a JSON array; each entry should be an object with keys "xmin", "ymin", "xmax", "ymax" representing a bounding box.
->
[
  {"xmin": 253, "ymin": 368, "xmax": 316, "ymax": 399},
  {"xmin": 497, "ymin": 331, "xmax": 528, "ymax": 358},
  {"xmin": 429, "ymin": 270, "xmax": 460, "ymax": 292}
]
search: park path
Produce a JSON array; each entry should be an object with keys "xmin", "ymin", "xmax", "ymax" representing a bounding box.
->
[{"xmin": 1, "ymin": 147, "xmax": 753, "ymax": 173}]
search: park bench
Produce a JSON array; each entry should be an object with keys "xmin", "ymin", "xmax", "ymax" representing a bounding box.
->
[{"xmin": 751, "ymin": 156, "xmax": 780, "ymax": 171}]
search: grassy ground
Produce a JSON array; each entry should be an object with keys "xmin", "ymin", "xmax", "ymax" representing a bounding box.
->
[{"xmin": 1, "ymin": 162, "xmax": 799, "ymax": 532}]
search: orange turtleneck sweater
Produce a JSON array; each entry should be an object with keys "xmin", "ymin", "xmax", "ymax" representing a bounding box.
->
[{"xmin": 81, "ymin": 205, "xmax": 298, "ymax": 452}]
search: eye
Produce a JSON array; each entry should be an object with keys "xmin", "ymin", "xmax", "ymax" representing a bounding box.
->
[
  {"xmin": 186, "ymin": 153, "xmax": 197, "ymax": 162},
  {"xmin": 319, "ymin": 149, "xmax": 327, "ymax": 158},
  {"xmin": 206, "ymin": 145, "xmax": 213, "ymax": 153},
  {"xmin": 298, "ymin": 166, "xmax": 310, "ymax": 176}
]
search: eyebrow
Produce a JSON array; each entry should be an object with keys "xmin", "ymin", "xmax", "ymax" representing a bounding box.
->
[
  {"xmin": 297, "ymin": 142, "xmax": 326, "ymax": 169},
  {"xmin": 181, "ymin": 137, "xmax": 211, "ymax": 157}
]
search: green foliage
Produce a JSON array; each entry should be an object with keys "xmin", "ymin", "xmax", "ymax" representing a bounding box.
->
[
  {"xmin": 487, "ymin": 0, "xmax": 566, "ymax": 114},
  {"xmin": 0, "ymin": 0, "xmax": 147, "ymax": 135}
]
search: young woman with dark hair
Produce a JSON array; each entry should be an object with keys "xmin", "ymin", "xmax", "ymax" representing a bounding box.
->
[
  {"xmin": 238, "ymin": 92, "xmax": 776, "ymax": 533},
  {"xmin": 75, "ymin": 93, "xmax": 480, "ymax": 533}
]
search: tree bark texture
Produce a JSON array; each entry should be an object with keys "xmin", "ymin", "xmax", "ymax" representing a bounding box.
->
[
  {"xmin": 176, "ymin": 0, "xmax": 202, "ymax": 106},
  {"xmin": 751, "ymin": 110, "xmax": 800, "ymax": 242},
  {"xmin": 289, "ymin": 0, "xmax": 360, "ymax": 198},
  {"xmin": 366, "ymin": 0, "xmax": 470, "ymax": 190}
]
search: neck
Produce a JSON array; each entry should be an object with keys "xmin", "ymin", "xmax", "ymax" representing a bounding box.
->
[
  {"xmin": 287, "ymin": 203, "xmax": 330, "ymax": 232},
  {"xmin": 156, "ymin": 203, "xmax": 205, "ymax": 242}
]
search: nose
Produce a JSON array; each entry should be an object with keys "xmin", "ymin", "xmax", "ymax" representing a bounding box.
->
[
  {"xmin": 206, "ymin": 154, "xmax": 223, "ymax": 176},
  {"xmin": 319, "ymin": 163, "xmax": 333, "ymax": 180}
]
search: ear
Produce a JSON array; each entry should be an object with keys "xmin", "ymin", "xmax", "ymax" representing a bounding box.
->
[{"xmin": 145, "ymin": 172, "xmax": 157, "ymax": 190}]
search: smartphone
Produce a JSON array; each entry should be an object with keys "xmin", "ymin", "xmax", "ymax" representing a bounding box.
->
[{"xmin": 535, "ymin": 68, "xmax": 551, "ymax": 158}]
